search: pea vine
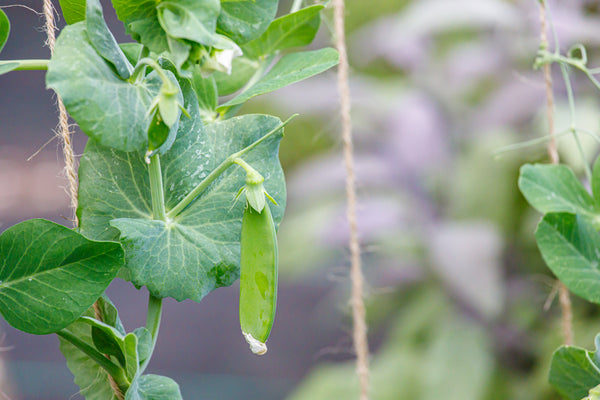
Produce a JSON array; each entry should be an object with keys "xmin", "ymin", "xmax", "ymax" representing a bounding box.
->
[
  {"xmin": 518, "ymin": 1, "xmax": 600, "ymax": 399},
  {"xmin": 0, "ymin": 0, "xmax": 338, "ymax": 398}
]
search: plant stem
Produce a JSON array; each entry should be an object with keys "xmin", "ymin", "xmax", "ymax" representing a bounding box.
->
[
  {"xmin": 140, "ymin": 294, "xmax": 163, "ymax": 373},
  {"xmin": 0, "ymin": 59, "xmax": 49, "ymax": 70},
  {"xmin": 57, "ymin": 330, "xmax": 130, "ymax": 390},
  {"xmin": 143, "ymin": 154, "xmax": 166, "ymax": 373},
  {"xmin": 167, "ymin": 156, "xmax": 236, "ymax": 218},
  {"xmin": 149, "ymin": 154, "xmax": 167, "ymax": 221},
  {"xmin": 559, "ymin": 63, "xmax": 593, "ymax": 182},
  {"xmin": 290, "ymin": 0, "xmax": 303, "ymax": 12},
  {"xmin": 166, "ymin": 116, "xmax": 295, "ymax": 219},
  {"xmin": 130, "ymin": 57, "xmax": 169, "ymax": 84}
]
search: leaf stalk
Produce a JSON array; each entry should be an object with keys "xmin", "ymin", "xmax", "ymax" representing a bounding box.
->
[{"xmin": 166, "ymin": 115, "xmax": 295, "ymax": 219}]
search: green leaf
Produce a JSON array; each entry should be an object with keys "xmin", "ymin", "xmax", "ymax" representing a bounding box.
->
[
  {"xmin": 86, "ymin": 0, "xmax": 133, "ymax": 79},
  {"xmin": 156, "ymin": 0, "xmax": 221, "ymax": 47},
  {"xmin": 120, "ymin": 43, "xmax": 143, "ymax": 66},
  {"xmin": 59, "ymin": 0, "xmax": 86, "ymax": 24},
  {"xmin": 133, "ymin": 327, "xmax": 152, "ymax": 364},
  {"xmin": 59, "ymin": 296, "xmax": 125, "ymax": 400},
  {"xmin": 243, "ymin": 5, "xmax": 324, "ymax": 58},
  {"xmin": 165, "ymin": 35, "xmax": 191, "ymax": 71},
  {"xmin": 79, "ymin": 112, "xmax": 286, "ymax": 302},
  {"xmin": 148, "ymin": 110, "xmax": 177, "ymax": 153},
  {"xmin": 0, "ymin": 9, "xmax": 9, "ymax": 54},
  {"xmin": 0, "ymin": 219, "xmax": 123, "ymax": 335},
  {"xmin": 549, "ymin": 346, "xmax": 600, "ymax": 400},
  {"xmin": 220, "ymin": 48, "xmax": 339, "ymax": 108},
  {"xmin": 80, "ymin": 316, "xmax": 127, "ymax": 367},
  {"xmin": 47, "ymin": 23, "xmax": 162, "ymax": 152},
  {"xmin": 518, "ymin": 163, "xmax": 598, "ymax": 218},
  {"xmin": 191, "ymin": 68, "xmax": 218, "ymax": 121},
  {"xmin": 123, "ymin": 332, "xmax": 139, "ymax": 381},
  {"xmin": 111, "ymin": 0, "xmax": 168, "ymax": 54},
  {"xmin": 126, "ymin": 374, "xmax": 182, "ymax": 400},
  {"xmin": 536, "ymin": 213, "xmax": 600, "ymax": 304},
  {"xmin": 217, "ymin": 0, "xmax": 277, "ymax": 44},
  {"xmin": 213, "ymin": 56, "xmax": 259, "ymax": 96}
]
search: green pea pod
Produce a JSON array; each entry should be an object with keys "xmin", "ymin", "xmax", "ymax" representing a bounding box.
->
[{"xmin": 239, "ymin": 203, "xmax": 278, "ymax": 355}]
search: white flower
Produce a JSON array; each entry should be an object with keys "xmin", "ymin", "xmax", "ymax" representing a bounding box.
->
[{"xmin": 214, "ymin": 44, "xmax": 242, "ymax": 75}]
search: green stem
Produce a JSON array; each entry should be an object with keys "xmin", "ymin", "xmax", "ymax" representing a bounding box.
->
[
  {"xmin": 290, "ymin": 0, "xmax": 303, "ymax": 12},
  {"xmin": 57, "ymin": 330, "xmax": 130, "ymax": 390},
  {"xmin": 130, "ymin": 57, "xmax": 169, "ymax": 84},
  {"xmin": 544, "ymin": 52, "xmax": 600, "ymax": 92},
  {"xmin": 140, "ymin": 294, "xmax": 163, "ymax": 374},
  {"xmin": 0, "ymin": 59, "xmax": 49, "ymax": 71},
  {"xmin": 166, "ymin": 115, "xmax": 296, "ymax": 219},
  {"xmin": 149, "ymin": 154, "xmax": 167, "ymax": 221},
  {"xmin": 232, "ymin": 157, "xmax": 259, "ymax": 176},
  {"xmin": 559, "ymin": 63, "xmax": 594, "ymax": 182},
  {"xmin": 167, "ymin": 156, "xmax": 236, "ymax": 218},
  {"xmin": 141, "ymin": 155, "xmax": 166, "ymax": 373}
]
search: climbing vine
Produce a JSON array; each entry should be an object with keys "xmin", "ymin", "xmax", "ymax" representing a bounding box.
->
[{"xmin": 0, "ymin": 0, "xmax": 338, "ymax": 397}]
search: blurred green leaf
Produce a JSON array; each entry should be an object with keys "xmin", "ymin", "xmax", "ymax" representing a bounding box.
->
[
  {"xmin": 111, "ymin": 0, "xmax": 168, "ymax": 53},
  {"xmin": 519, "ymin": 164, "xmax": 597, "ymax": 218},
  {"xmin": 243, "ymin": 5, "xmax": 324, "ymax": 58},
  {"xmin": 156, "ymin": 0, "xmax": 221, "ymax": 47},
  {"xmin": 287, "ymin": 290, "xmax": 492, "ymax": 400},
  {"xmin": 191, "ymin": 69, "xmax": 218, "ymax": 121},
  {"xmin": 549, "ymin": 346, "xmax": 600, "ymax": 400},
  {"xmin": 59, "ymin": 0, "xmax": 86, "ymax": 24},
  {"xmin": 0, "ymin": 62, "xmax": 19, "ymax": 76},
  {"xmin": 213, "ymin": 56, "xmax": 259, "ymax": 96},
  {"xmin": 536, "ymin": 213, "xmax": 600, "ymax": 304},
  {"xmin": 217, "ymin": 0, "xmax": 277, "ymax": 44},
  {"xmin": 126, "ymin": 374, "xmax": 182, "ymax": 400},
  {"xmin": 592, "ymin": 156, "xmax": 600, "ymax": 207},
  {"xmin": 0, "ymin": 9, "xmax": 10, "ymax": 54}
]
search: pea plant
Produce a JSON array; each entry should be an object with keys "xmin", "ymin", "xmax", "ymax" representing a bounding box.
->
[
  {"xmin": 0, "ymin": 0, "xmax": 338, "ymax": 398},
  {"xmin": 518, "ymin": 6, "xmax": 600, "ymax": 400}
]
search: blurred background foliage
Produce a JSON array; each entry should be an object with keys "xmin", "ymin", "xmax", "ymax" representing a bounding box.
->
[{"xmin": 3, "ymin": 0, "xmax": 600, "ymax": 399}]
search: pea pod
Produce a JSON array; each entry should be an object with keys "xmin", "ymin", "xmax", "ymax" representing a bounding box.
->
[{"xmin": 239, "ymin": 203, "xmax": 278, "ymax": 355}]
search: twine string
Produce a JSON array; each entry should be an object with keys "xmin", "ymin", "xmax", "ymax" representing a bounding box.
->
[
  {"xmin": 538, "ymin": 0, "xmax": 573, "ymax": 346},
  {"xmin": 333, "ymin": 0, "xmax": 370, "ymax": 398}
]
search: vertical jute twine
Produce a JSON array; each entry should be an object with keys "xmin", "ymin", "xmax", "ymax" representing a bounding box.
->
[
  {"xmin": 333, "ymin": 0, "xmax": 370, "ymax": 398},
  {"xmin": 538, "ymin": 0, "xmax": 573, "ymax": 346},
  {"xmin": 42, "ymin": 2, "xmax": 125, "ymax": 398}
]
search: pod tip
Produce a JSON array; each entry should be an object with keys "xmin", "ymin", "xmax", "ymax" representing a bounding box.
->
[{"xmin": 243, "ymin": 332, "xmax": 267, "ymax": 355}]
